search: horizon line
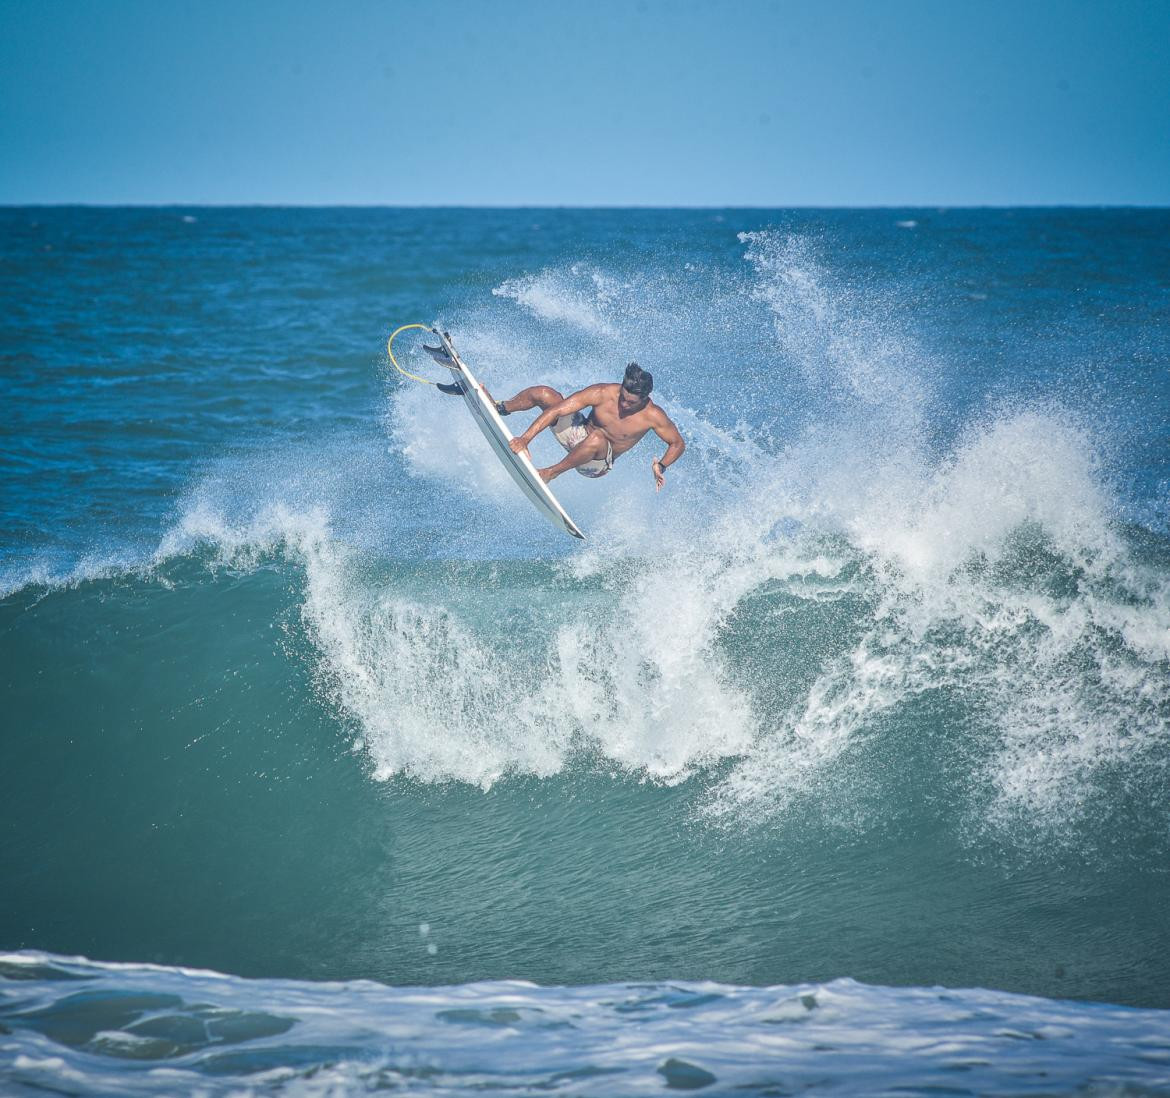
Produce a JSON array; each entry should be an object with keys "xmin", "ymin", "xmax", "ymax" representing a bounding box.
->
[{"xmin": 3, "ymin": 202, "xmax": 1169, "ymax": 211}]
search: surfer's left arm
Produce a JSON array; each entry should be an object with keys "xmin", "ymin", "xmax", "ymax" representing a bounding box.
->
[{"xmin": 650, "ymin": 412, "xmax": 685, "ymax": 491}]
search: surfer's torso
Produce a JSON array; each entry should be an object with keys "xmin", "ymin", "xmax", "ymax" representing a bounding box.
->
[{"xmin": 582, "ymin": 384, "xmax": 664, "ymax": 458}]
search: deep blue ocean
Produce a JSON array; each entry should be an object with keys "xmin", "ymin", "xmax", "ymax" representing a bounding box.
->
[{"xmin": 2, "ymin": 207, "xmax": 1169, "ymax": 1095}]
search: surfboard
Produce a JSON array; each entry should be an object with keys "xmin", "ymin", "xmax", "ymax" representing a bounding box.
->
[{"xmin": 426, "ymin": 329, "xmax": 585, "ymax": 540}]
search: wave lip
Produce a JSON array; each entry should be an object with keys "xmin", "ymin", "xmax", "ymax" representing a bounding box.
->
[{"xmin": 3, "ymin": 950, "xmax": 1170, "ymax": 1097}]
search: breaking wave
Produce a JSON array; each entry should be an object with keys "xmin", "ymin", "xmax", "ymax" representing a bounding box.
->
[{"xmin": 4, "ymin": 229, "xmax": 1150, "ymax": 860}]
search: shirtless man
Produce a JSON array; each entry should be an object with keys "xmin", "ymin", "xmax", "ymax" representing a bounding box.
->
[{"xmin": 464, "ymin": 363, "xmax": 685, "ymax": 487}]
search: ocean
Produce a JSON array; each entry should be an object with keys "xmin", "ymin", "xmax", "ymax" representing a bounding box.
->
[{"xmin": 2, "ymin": 207, "xmax": 1168, "ymax": 1094}]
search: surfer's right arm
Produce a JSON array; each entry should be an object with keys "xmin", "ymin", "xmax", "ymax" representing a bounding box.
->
[{"xmin": 509, "ymin": 385, "xmax": 606, "ymax": 454}]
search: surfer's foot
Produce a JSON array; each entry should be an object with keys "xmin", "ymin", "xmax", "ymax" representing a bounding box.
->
[
  {"xmin": 480, "ymin": 386, "xmax": 510, "ymax": 416},
  {"xmin": 437, "ymin": 381, "xmax": 465, "ymax": 396}
]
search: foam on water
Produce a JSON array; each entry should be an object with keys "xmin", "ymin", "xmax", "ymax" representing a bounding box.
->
[
  {"xmin": 153, "ymin": 493, "xmax": 761, "ymax": 788},
  {"xmin": 3, "ymin": 950, "xmax": 1170, "ymax": 1097}
]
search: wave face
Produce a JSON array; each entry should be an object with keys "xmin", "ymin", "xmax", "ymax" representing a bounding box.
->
[
  {"xmin": 2, "ymin": 208, "xmax": 1169, "ymax": 1047},
  {"xmin": 4, "ymin": 952, "xmax": 1170, "ymax": 1097}
]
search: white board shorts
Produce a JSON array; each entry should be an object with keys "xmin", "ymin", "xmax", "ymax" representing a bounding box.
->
[{"xmin": 552, "ymin": 413, "xmax": 614, "ymax": 478}]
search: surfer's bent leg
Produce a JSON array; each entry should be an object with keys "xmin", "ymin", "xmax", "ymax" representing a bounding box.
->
[
  {"xmin": 497, "ymin": 385, "xmax": 563, "ymax": 415},
  {"xmin": 538, "ymin": 432, "xmax": 610, "ymax": 483}
]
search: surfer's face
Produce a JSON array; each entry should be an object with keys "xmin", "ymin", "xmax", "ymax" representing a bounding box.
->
[{"xmin": 618, "ymin": 384, "xmax": 647, "ymax": 412}]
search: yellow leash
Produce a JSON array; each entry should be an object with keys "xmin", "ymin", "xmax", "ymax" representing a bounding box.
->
[{"xmin": 386, "ymin": 323, "xmax": 438, "ymax": 386}]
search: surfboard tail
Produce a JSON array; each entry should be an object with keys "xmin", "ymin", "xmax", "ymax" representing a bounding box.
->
[{"xmin": 431, "ymin": 328, "xmax": 587, "ymax": 542}]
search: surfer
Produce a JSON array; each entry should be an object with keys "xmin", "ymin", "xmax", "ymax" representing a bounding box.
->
[{"xmin": 443, "ymin": 363, "xmax": 684, "ymax": 487}]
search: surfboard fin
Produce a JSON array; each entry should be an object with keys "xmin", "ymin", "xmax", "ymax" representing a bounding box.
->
[
  {"xmin": 436, "ymin": 381, "xmax": 465, "ymax": 396},
  {"xmin": 423, "ymin": 343, "xmax": 458, "ymax": 369}
]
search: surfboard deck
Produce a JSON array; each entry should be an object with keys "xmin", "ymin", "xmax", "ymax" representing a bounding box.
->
[{"xmin": 428, "ymin": 329, "xmax": 585, "ymax": 540}]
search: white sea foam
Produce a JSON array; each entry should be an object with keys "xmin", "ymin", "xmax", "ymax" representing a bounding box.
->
[
  {"xmin": 157, "ymin": 491, "xmax": 760, "ymax": 787},
  {"xmin": 3, "ymin": 950, "xmax": 1169, "ymax": 1097},
  {"xmin": 689, "ymin": 236, "xmax": 1169, "ymax": 834},
  {"xmin": 385, "ymin": 232, "xmax": 1170, "ymax": 839}
]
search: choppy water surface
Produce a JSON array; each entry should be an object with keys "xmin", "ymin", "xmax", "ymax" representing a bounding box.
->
[
  {"xmin": 5, "ymin": 952, "xmax": 1170, "ymax": 1097},
  {"xmin": 2, "ymin": 207, "xmax": 1168, "ymax": 1093}
]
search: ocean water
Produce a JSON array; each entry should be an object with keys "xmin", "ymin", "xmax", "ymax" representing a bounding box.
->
[{"xmin": 2, "ymin": 207, "xmax": 1168, "ymax": 1095}]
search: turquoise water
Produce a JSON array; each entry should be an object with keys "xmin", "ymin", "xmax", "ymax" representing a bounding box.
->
[{"xmin": 2, "ymin": 208, "xmax": 1169, "ymax": 1093}]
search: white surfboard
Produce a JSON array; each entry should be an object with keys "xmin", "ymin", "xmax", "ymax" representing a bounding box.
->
[{"xmin": 427, "ymin": 329, "xmax": 585, "ymax": 540}]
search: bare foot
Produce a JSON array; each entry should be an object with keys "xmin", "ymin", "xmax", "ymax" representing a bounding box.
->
[{"xmin": 484, "ymin": 387, "xmax": 511, "ymax": 416}]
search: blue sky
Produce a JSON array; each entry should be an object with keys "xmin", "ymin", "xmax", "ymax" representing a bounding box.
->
[{"xmin": 1, "ymin": 0, "xmax": 1167, "ymax": 205}]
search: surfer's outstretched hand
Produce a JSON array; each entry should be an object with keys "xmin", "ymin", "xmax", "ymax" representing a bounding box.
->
[
  {"xmin": 509, "ymin": 437, "xmax": 530, "ymax": 455},
  {"xmin": 652, "ymin": 460, "xmax": 665, "ymax": 491}
]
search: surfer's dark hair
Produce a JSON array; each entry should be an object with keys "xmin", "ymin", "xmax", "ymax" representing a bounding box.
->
[{"xmin": 622, "ymin": 362, "xmax": 653, "ymax": 397}]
